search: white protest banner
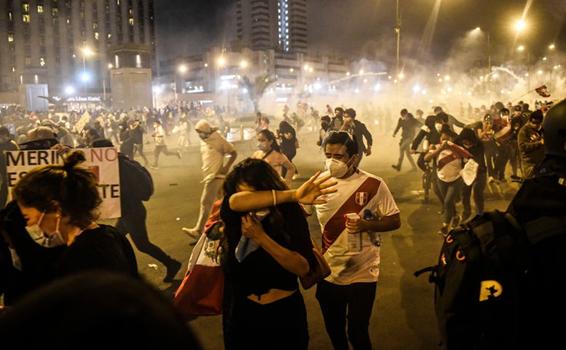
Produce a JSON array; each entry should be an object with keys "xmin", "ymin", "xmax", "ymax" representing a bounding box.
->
[{"xmin": 6, "ymin": 147, "xmax": 121, "ymax": 219}]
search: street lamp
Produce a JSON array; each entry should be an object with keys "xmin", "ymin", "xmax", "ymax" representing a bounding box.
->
[
  {"xmin": 517, "ymin": 45, "xmax": 525, "ymax": 52},
  {"xmin": 239, "ymin": 59, "xmax": 249, "ymax": 69},
  {"xmin": 177, "ymin": 64, "xmax": 188, "ymax": 74},
  {"xmin": 548, "ymin": 43, "xmax": 556, "ymax": 51},
  {"xmin": 216, "ymin": 56, "xmax": 226, "ymax": 68},
  {"xmin": 80, "ymin": 46, "xmax": 94, "ymax": 95},
  {"xmin": 514, "ymin": 19, "xmax": 527, "ymax": 35}
]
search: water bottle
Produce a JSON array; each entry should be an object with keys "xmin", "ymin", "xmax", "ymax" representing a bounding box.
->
[{"xmin": 344, "ymin": 213, "xmax": 362, "ymax": 253}]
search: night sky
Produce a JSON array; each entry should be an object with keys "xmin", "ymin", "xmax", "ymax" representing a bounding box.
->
[{"xmin": 155, "ymin": 0, "xmax": 566, "ymax": 64}]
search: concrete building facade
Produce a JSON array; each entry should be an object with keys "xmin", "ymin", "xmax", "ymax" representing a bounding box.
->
[
  {"xmin": 232, "ymin": 0, "xmax": 307, "ymax": 54},
  {"xmin": 0, "ymin": 0, "xmax": 156, "ymax": 101}
]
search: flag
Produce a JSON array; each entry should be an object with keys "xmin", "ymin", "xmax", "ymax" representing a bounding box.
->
[{"xmin": 535, "ymin": 85, "xmax": 551, "ymax": 98}]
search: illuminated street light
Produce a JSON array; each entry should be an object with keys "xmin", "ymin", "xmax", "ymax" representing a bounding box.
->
[
  {"xmin": 178, "ymin": 64, "xmax": 188, "ymax": 74},
  {"xmin": 64, "ymin": 85, "xmax": 76, "ymax": 95},
  {"xmin": 107, "ymin": 63, "xmax": 114, "ymax": 69},
  {"xmin": 548, "ymin": 43, "xmax": 556, "ymax": 50},
  {"xmin": 239, "ymin": 60, "xmax": 249, "ymax": 69},
  {"xmin": 79, "ymin": 71, "xmax": 92, "ymax": 83},
  {"xmin": 216, "ymin": 56, "xmax": 226, "ymax": 67},
  {"xmin": 81, "ymin": 46, "xmax": 94, "ymax": 58},
  {"xmin": 514, "ymin": 19, "xmax": 527, "ymax": 34},
  {"xmin": 517, "ymin": 45, "xmax": 525, "ymax": 52}
]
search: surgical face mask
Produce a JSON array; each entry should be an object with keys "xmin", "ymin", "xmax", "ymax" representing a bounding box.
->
[
  {"xmin": 26, "ymin": 212, "xmax": 65, "ymax": 248},
  {"xmin": 325, "ymin": 158, "xmax": 350, "ymax": 178},
  {"xmin": 435, "ymin": 123, "xmax": 443, "ymax": 132}
]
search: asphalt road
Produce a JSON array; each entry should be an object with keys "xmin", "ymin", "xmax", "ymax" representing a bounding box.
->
[{"xmin": 131, "ymin": 129, "xmax": 514, "ymax": 350}]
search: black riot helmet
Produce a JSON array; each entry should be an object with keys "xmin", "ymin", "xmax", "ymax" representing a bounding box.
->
[{"xmin": 542, "ymin": 99, "xmax": 566, "ymax": 159}]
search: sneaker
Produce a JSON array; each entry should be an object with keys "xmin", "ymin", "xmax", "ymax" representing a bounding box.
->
[
  {"xmin": 181, "ymin": 227, "xmax": 200, "ymax": 238},
  {"xmin": 438, "ymin": 224, "xmax": 449, "ymax": 237},
  {"xmin": 391, "ymin": 165, "xmax": 400, "ymax": 172},
  {"xmin": 163, "ymin": 259, "xmax": 182, "ymax": 283}
]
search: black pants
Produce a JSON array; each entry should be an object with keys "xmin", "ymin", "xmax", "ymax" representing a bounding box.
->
[
  {"xmin": 462, "ymin": 172, "xmax": 486, "ymax": 219},
  {"xmin": 224, "ymin": 291, "xmax": 309, "ymax": 350},
  {"xmin": 116, "ymin": 205, "xmax": 173, "ymax": 266},
  {"xmin": 316, "ymin": 280, "xmax": 377, "ymax": 350}
]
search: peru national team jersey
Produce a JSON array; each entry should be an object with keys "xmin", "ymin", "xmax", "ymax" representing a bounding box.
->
[{"xmin": 314, "ymin": 170, "xmax": 400, "ymax": 285}]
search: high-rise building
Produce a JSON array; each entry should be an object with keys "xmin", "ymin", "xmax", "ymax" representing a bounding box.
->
[
  {"xmin": 0, "ymin": 0, "xmax": 156, "ymax": 96},
  {"xmin": 233, "ymin": 0, "xmax": 307, "ymax": 54}
]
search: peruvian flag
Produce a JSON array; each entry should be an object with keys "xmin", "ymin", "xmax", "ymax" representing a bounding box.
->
[{"xmin": 535, "ymin": 85, "xmax": 551, "ymax": 98}]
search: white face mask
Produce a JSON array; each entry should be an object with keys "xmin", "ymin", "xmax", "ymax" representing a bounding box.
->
[
  {"xmin": 325, "ymin": 158, "xmax": 350, "ymax": 178},
  {"xmin": 26, "ymin": 212, "xmax": 65, "ymax": 248}
]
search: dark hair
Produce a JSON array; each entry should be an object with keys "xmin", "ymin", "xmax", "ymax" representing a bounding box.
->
[
  {"xmin": 500, "ymin": 108, "xmax": 510, "ymax": 115},
  {"xmin": 0, "ymin": 126, "xmax": 10, "ymax": 136},
  {"xmin": 456, "ymin": 127, "xmax": 479, "ymax": 146},
  {"xmin": 13, "ymin": 150, "xmax": 102, "ymax": 228},
  {"xmin": 529, "ymin": 110, "xmax": 544, "ymax": 122},
  {"xmin": 400, "ymin": 108, "xmax": 408, "ymax": 115},
  {"xmin": 483, "ymin": 113, "xmax": 493, "ymax": 122},
  {"xmin": 334, "ymin": 107, "xmax": 344, "ymax": 113},
  {"xmin": 257, "ymin": 129, "xmax": 281, "ymax": 153},
  {"xmin": 434, "ymin": 106, "xmax": 443, "ymax": 113},
  {"xmin": 321, "ymin": 115, "xmax": 331, "ymax": 123},
  {"xmin": 322, "ymin": 131, "xmax": 359, "ymax": 157},
  {"xmin": 345, "ymin": 108, "xmax": 356, "ymax": 118},
  {"xmin": 440, "ymin": 124, "xmax": 457, "ymax": 139},
  {"xmin": 223, "ymin": 158, "xmax": 288, "ymax": 198}
]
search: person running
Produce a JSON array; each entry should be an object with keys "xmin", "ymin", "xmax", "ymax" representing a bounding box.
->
[
  {"xmin": 252, "ymin": 129, "xmax": 295, "ymax": 184},
  {"xmin": 313, "ymin": 131, "xmax": 400, "ymax": 350},
  {"xmin": 220, "ymin": 159, "xmax": 336, "ymax": 350},
  {"xmin": 182, "ymin": 120, "xmax": 237, "ymax": 238},
  {"xmin": 425, "ymin": 125, "xmax": 473, "ymax": 235},
  {"xmin": 392, "ymin": 109, "xmax": 421, "ymax": 172},
  {"xmin": 151, "ymin": 120, "xmax": 181, "ymax": 169},
  {"xmin": 278, "ymin": 120, "xmax": 299, "ymax": 179}
]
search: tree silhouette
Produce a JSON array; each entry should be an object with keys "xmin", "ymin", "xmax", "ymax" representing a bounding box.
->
[{"xmin": 239, "ymin": 74, "xmax": 277, "ymax": 113}]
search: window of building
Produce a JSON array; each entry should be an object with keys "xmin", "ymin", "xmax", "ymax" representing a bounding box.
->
[
  {"xmin": 114, "ymin": 55, "xmax": 120, "ymax": 68},
  {"xmin": 23, "ymin": 14, "xmax": 31, "ymax": 23},
  {"xmin": 52, "ymin": 8, "xmax": 58, "ymax": 16},
  {"xmin": 23, "ymin": 3, "xmax": 30, "ymax": 13},
  {"xmin": 37, "ymin": 5, "xmax": 44, "ymax": 13},
  {"xmin": 11, "ymin": 67, "xmax": 16, "ymax": 72},
  {"xmin": 94, "ymin": 32, "xmax": 99, "ymax": 40},
  {"xmin": 135, "ymin": 54, "xmax": 141, "ymax": 68},
  {"xmin": 25, "ymin": 57, "xmax": 31, "ymax": 66},
  {"xmin": 40, "ymin": 57, "xmax": 46, "ymax": 66},
  {"xmin": 129, "ymin": 18, "xmax": 134, "ymax": 26},
  {"xmin": 8, "ymin": 34, "xmax": 14, "ymax": 42},
  {"xmin": 8, "ymin": 12, "xmax": 13, "ymax": 21}
]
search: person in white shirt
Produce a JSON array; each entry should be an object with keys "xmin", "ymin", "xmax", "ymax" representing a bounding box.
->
[
  {"xmin": 425, "ymin": 124, "xmax": 472, "ymax": 235},
  {"xmin": 151, "ymin": 120, "xmax": 181, "ymax": 169},
  {"xmin": 182, "ymin": 119, "xmax": 237, "ymax": 238},
  {"xmin": 313, "ymin": 131, "xmax": 401, "ymax": 350}
]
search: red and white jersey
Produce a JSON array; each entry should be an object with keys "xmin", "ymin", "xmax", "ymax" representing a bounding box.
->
[{"xmin": 314, "ymin": 170, "xmax": 400, "ymax": 285}]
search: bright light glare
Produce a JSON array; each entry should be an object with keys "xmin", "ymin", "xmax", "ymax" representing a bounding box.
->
[
  {"xmin": 514, "ymin": 19, "xmax": 527, "ymax": 34},
  {"xmin": 79, "ymin": 72, "xmax": 91, "ymax": 83},
  {"xmin": 239, "ymin": 60, "xmax": 248, "ymax": 69},
  {"xmin": 178, "ymin": 64, "xmax": 188, "ymax": 74},
  {"xmin": 549, "ymin": 43, "xmax": 556, "ymax": 50},
  {"xmin": 217, "ymin": 56, "xmax": 226, "ymax": 67},
  {"xmin": 64, "ymin": 85, "xmax": 75, "ymax": 95},
  {"xmin": 81, "ymin": 46, "xmax": 94, "ymax": 57},
  {"xmin": 412, "ymin": 84, "xmax": 422, "ymax": 93},
  {"xmin": 517, "ymin": 45, "xmax": 525, "ymax": 52}
]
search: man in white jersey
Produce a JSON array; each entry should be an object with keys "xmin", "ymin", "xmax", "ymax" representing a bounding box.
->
[{"xmin": 314, "ymin": 131, "xmax": 401, "ymax": 350}]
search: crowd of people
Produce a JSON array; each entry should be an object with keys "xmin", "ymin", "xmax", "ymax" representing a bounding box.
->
[{"xmin": 0, "ymin": 94, "xmax": 562, "ymax": 348}]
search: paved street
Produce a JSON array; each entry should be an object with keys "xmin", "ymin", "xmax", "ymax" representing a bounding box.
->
[{"xmin": 130, "ymin": 130, "xmax": 513, "ymax": 350}]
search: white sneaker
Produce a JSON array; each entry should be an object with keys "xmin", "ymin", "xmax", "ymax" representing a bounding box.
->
[{"xmin": 181, "ymin": 227, "xmax": 200, "ymax": 238}]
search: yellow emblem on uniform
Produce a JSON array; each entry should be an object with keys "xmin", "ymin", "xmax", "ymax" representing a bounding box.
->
[{"xmin": 479, "ymin": 280, "xmax": 503, "ymax": 302}]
